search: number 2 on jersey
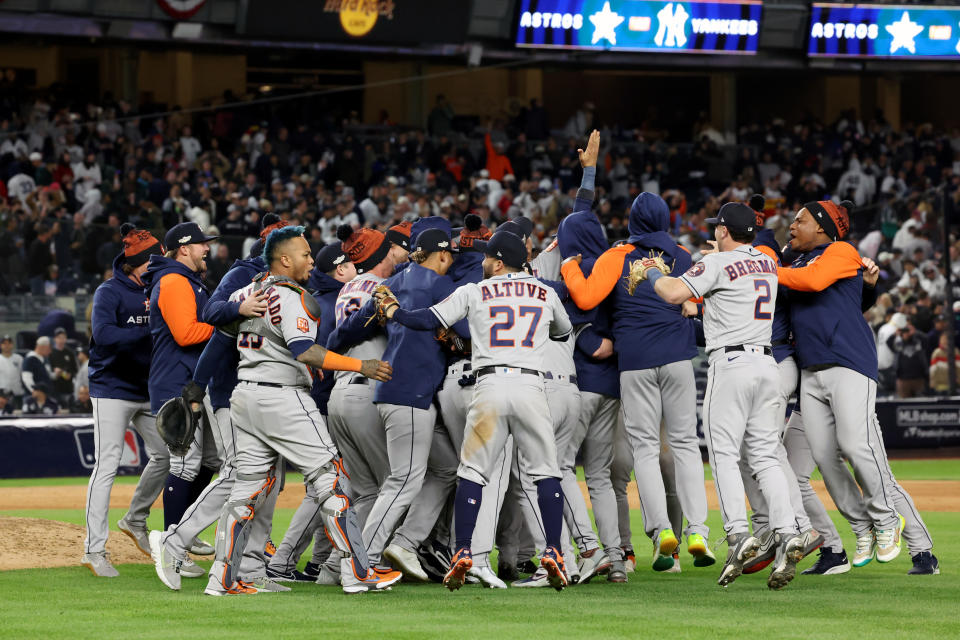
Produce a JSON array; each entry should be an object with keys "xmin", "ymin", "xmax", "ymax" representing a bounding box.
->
[
  {"xmin": 753, "ymin": 280, "xmax": 772, "ymax": 320},
  {"xmin": 489, "ymin": 305, "xmax": 543, "ymax": 348}
]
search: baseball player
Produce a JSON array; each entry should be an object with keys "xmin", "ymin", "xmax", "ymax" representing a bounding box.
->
[
  {"xmin": 265, "ymin": 242, "xmax": 355, "ymax": 582},
  {"xmin": 377, "ymin": 230, "xmax": 573, "ymax": 592},
  {"xmin": 560, "ymin": 159, "xmax": 712, "ymax": 572},
  {"xmin": 142, "ymin": 221, "xmax": 220, "ymax": 534},
  {"xmin": 202, "ymin": 225, "xmax": 400, "ymax": 595},
  {"xmin": 642, "ymin": 201, "xmax": 806, "ymax": 589},
  {"xmin": 82, "ymin": 226, "xmax": 169, "ymax": 576},
  {"xmin": 777, "ymin": 201, "xmax": 936, "ymax": 572},
  {"xmin": 386, "ymin": 220, "xmax": 412, "ymax": 265}
]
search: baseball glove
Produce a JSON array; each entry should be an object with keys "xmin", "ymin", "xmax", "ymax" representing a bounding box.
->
[
  {"xmin": 156, "ymin": 396, "xmax": 201, "ymax": 457},
  {"xmin": 625, "ymin": 252, "xmax": 671, "ymax": 295},
  {"xmin": 367, "ymin": 284, "xmax": 401, "ymax": 326},
  {"xmin": 435, "ymin": 327, "xmax": 471, "ymax": 357}
]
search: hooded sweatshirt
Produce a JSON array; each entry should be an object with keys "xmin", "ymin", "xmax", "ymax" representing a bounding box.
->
[
  {"xmin": 306, "ymin": 268, "xmax": 346, "ymax": 414},
  {"xmin": 142, "ymin": 254, "xmax": 214, "ymax": 413},
  {"xmin": 87, "ymin": 253, "xmax": 153, "ymax": 401},
  {"xmin": 752, "ymin": 228, "xmax": 795, "ymax": 364},
  {"xmin": 561, "ymin": 192, "xmax": 697, "ymax": 371}
]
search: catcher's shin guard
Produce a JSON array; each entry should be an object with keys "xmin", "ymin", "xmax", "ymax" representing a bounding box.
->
[
  {"xmin": 320, "ymin": 486, "xmax": 370, "ymax": 580},
  {"xmin": 213, "ymin": 469, "xmax": 277, "ymax": 588}
]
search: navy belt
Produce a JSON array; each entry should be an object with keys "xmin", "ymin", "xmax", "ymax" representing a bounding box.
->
[
  {"xmin": 349, "ymin": 376, "xmax": 368, "ymax": 385},
  {"xmin": 724, "ymin": 345, "xmax": 772, "ymax": 356},
  {"xmin": 772, "ymin": 339, "xmax": 791, "ymax": 347},
  {"xmin": 245, "ymin": 380, "xmax": 282, "ymax": 388},
  {"xmin": 475, "ymin": 365, "xmax": 541, "ymax": 379},
  {"xmin": 543, "ymin": 372, "xmax": 578, "ymax": 385}
]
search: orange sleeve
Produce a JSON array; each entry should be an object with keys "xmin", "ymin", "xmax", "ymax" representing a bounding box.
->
[
  {"xmin": 560, "ymin": 246, "xmax": 629, "ymax": 310},
  {"xmin": 157, "ymin": 273, "xmax": 215, "ymax": 346},
  {"xmin": 320, "ymin": 350, "xmax": 363, "ymax": 372},
  {"xmin": 777, "ymin": 242, "xmax": 863, "ymax": 292},
  {"xmin": 754, "ymin": 244, "xmax": 779, "ymax": 262}
]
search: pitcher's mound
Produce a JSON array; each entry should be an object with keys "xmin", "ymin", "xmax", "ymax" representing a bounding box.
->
[{"xmin": 0, "ymin": 517, "xmax": 153, "ymax": 571}]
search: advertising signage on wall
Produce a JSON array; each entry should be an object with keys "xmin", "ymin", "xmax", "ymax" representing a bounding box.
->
[
  {"xmin": 515, "ymin": 0, "xmax": 762, "ymax": 54},
  {"xmin": 809, "ymin": 3, "xmax": 960, "ymax": 58}
]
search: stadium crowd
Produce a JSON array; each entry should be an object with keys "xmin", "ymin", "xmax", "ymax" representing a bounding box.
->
[{"xmin": 0, "ymin": 90, "xmax": 957, "ymax": 413}]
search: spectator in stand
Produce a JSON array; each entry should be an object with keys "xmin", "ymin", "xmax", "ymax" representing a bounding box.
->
[
  {"xmin": 0, "ymin": 393, "xmax": 14, "ymax": 416},
  {"xmin": 0, "ymin": 335, "xmax": 24, "ymax": 403},
  {"xmin": 70, "ymin": 384, "xmax": 93, "ymax": 413},
  {"xmin": 484, "ymin": 128, "xmax": 514, "ymax": 181},
  {"xmin": 27, "ymin": 223, "xmax": 54, "ymax": 295},
  {"xmin": 929, "ymin": 332, "xmax": 960, "ymax": 393},
  {"xmin": 23, "ymin": 382, "xmax": 59, "ymax": 415},
  {"xmin": 21, "ymin": 335, "xmax": 53, "ymax": 397},
  {"xmin": 876, "ymin": 310, "xmax": 900, "ymax": 393},
  {"xmin": 74, "ymin": 346, "xmax": 89, "ymax": 397},
  {"xmin": 889, "ymin": 317, "xmax": 929, "ymax": 398},
  {"xmin": 49, "ymin": 327, "xmax": 78, "ymax": 406}
]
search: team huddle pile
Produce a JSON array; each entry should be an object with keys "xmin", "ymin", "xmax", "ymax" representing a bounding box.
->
[{"xmin": 80, "ymin": 131, "xmax": 938, "ymax": 597}]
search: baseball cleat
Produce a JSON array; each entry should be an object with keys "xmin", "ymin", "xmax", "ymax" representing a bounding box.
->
[
  {"xmin": 665, "ymin": 551, "xmax": 681, "ymax": 573},
  {"xmin": 576, "ymin": 547, "xmax": 611, "ymax": 584},
  {"xmin": 540, "ymin": 546, "xmax": 568, "ymax": 591},
  {"xmin": 204, "ymin": 574, "xmax": 257, "ymax": 596},
  {"xmin": 264, "ymin": 539, "xmax": 277, "ymax": 558},
  {"xmin": 179, "ymin": 557, "xmax": 206, "ymax": 578},
  {"xmin": 876, "ymin": 515, "xmax": 905, "ymax": 563},
  {"xmin": 497, "ymin": 562, "xmax": 519, "ymax": 582},
  {"xmin": 907, "ymin": 552, "xmax": 940, "ymax": 575},
  {"xmin": 767, "ymin": 533, "xmax": 805, "ymax": 590},
  {"xmin": 798, "ymin": 528, "xmax": 825, "ymax": 559},
  {"xmin": 518, "ymin": 559, "xmax": 539, "ymax": 575},
  {"xmin": 852, "ymin": 530, "xmax": 876, "ymax": 567},
  {"xmin": 384, "ymin": 543, "xmax": 429, "ymax": 582},
  {"xmin": 717, "ymin": 533, "xmax": 759, "ymax": 587},
  {"xmin": 417, "ymin": 540, "xmax": 453, "ymax": 583},
  {"xmin": 249, "ymin": 576, "xmax": 292, "ymax": 592},
  {"xmin": 302, "ymin": 561, "xmax": 321, "ymax": 580},
  {"xmin": 265, "ymin": 566, "xmax": 316, "ymax": 582},
  {"xmin": 189, "ymin": 537, "xmax": 215, "ymax": 556},
  {"xmin": 468, "ymin": 565, "xmax": 508, "ymax": 589},
  {"xmin": 117, "ymin": 516, "xmax": 151, "ymax": 557},
  {"xmin": 315, "ymin": 565, "xmax": 342, "ymax": 586},
  {"xmin": 443, "ymin": 548, "xmax": 473, "ymax": 591},
  {"xmin": 607, "ymin": 559, "xmax": 628, "ymax": 583},
  {"xmin": 341, "ymin": 565, "xmax": 402, "ymax": 594},
  {"xmin": 512, "ymin": 568, "xmax": 549, "ymax": 587},
  {"xmin": 150, "ymin": 530, "xmax": 181, "ymax": 591},
  {"xmin": 622, "ymin": 546, "xmax": 636, "ymax": 572},
  {"xmin": 743, "ymin": 530, "xmax": 776, "ymax": 574},
  {"xmin": 687, "ymin": 533, "xmax": 716, "ymax": 567},
  {"xmin": 652, "ymin": 528, "xmax": 679, "ymax": 571},
  {"xmin": 81, "ymin": 551, "xmax": 119, "ymax": 578},
  {"xmin": 802, "ymin": 548, "xmax": 851, "ymax": 575}
]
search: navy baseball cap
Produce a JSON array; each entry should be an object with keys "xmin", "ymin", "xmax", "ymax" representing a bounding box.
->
[
  {"xmin": 164, "ymin": 222, "xmax": 218, "ymax": 250},
  {"xmin": 706, "ymin": 202, "xmax": 756, "ymax": 233},
  {"xmin": 497, "ymin": 217, "xmax": 533, "ymax": 240},
  {"xmin": 314, "ymin": 242, "xmax": 349, "ymax": 273},
  {"xmin": 415, "ymin": 228, "xmax": 457, "ymax": 254},
  {"xmin": 479, "ymin": 231, "xmax": 526, "ymax": 269}
]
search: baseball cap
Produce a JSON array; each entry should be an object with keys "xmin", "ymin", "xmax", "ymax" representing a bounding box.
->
[
  {"xmin": 386, "ymin": 220, "xmax": 413, "ymax": 251},
  {"xmin": 29, "ymin": 151, "xmax": 42, "ymax": 162},
  {"xmin": 120, "ymin": 224, "xmax": 163, "ymax": 267},
  {"xmin": 315, "ymin": 242, "xmax": 349, "ymax": 273},
  {"xmin": 0, "ymin": 335, "xmax": 11, "ymax": 344},
  {"xmin": 891, "ymin": 312, "xmax": 908, "ymax": 329},
  {"xmin": 336, "ymin": 225, "xmax": 390, "ymax": 274},
  {"xmin": 415, "ymin": 228, "xmax": 457, "ymax": 254},
  {"xmin": 706, "ymin": 202, "xmax": 756, "ymax": 233},
  {"xmin": 54, "ymin": 327, "xmax": 67, "ymax": 337},
  {"xmin": 803, "ymin": 200, "xmax": 853, "ymax": 241},
  {"xmin": 457, "ymin": 214, "xmax": 492, "ymax": 252},
  {"xmin": 480, "ymin": 231, "xmax": 526, "ymax": 269},
  {"xmin": 164, "ymin": 222, "xmax": 218, "ymax": 249}
]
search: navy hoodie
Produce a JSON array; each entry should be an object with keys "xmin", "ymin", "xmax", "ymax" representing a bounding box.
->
[
  {"xmin": 306, "ymin": 269, "xmax": 345, "ymax": 414},
  {"xmin": 88, "ymin": 253, "xmax": 152, "ymax": 401},
  {"xmin": 752, "ymin": 228, "xmax": 795, "ymax": 364},
  {"xmin": 142, "ymin": 255, "xmax": 212, "ymax": 413}
]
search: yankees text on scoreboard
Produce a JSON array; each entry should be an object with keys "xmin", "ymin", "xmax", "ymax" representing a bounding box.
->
[
  {"xmin": 808, "ymin": 3, "xmax": 960, "ymax": 58},
  {"xmin": 515, "ymin": 0, "xmax": 763, "ymax": 54}
]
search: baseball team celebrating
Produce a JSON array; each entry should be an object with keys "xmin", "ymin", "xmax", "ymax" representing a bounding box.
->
[{"xmin": 80, "ymin": 129, "xmax": 939, "ymax": 597}]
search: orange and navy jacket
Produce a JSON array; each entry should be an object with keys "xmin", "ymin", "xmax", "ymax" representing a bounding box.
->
[
  {"xmin": 561, "ymin": 244, "xmax": 697, "ymax": 371},
  {"xmin": 752, "ymin": 229, "xmax": 794, "ymax": 364},
  {"xmin": 142, "ymin": 255, "xmax": 214, "ymax": 413},
  {"xmin": 778, "ymin": 241, "xmax": 877, "ymax": 380}
]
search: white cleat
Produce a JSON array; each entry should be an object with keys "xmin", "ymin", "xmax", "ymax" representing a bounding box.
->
[
  {"xmin": 150, "ymin": 530, "xmax": 181, "ymax": 591},
  {"xmin": 468, "ymin": 565, "xmax": 508, "ymax": 589},
  {"xmin": 384, "ymin": 543, "xmax": 429, "ymax": 582},
  {"xmin": 81, "ymin": 551, "xmax": 119, "ymax": 577}
]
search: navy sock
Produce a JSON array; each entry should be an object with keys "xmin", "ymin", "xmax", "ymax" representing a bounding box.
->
[
  {"xmin": 453, "ymin": 479, "xmax": 483, "ymax": 551},
  {"xmin": 536, "ymin": 478, "xmax": 564, "ymax": 550},
  {"xmin": 188, "ymin": 466, "xmax": 216, "ymax": 503},
  {"xmin": 163, "ymin": 474, "xmax": 194, "ymax": 530}
]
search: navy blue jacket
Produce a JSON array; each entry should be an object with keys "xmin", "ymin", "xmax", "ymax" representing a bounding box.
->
[
  {"xmin": 328, "ymin": 263, "xmax": 468, "ymax": 410},
  {"xmin": 199, "ymin": 256, "xmax": 264, "ymax": 410},
  {"xmin": 142, "ymin": 255, "xmax": 212, "ymax": 413},
  {"xmin": 448, "ymin": 251, "xmax": 484, "ymax": 288},
  {"xmin": 753, "ymin": 229, "xmax": 795, "ymax": 364},
  {"xmin": 306, "ymin": 269, "xmax": 345, "ymax": 415},
  {"xmin": 88, "ymin": 253, "xmax": 153, "ymax": 401}
]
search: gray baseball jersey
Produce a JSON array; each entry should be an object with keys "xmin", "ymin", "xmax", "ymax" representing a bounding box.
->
[
  {"xmin": 678, "ymin": 245, "xmax": 778, "ymax": 353},
  {"xmin": 331, "ymin": 272, "xmax": 387, "ymax": 380},
  {"xmin": 230, "ymin": 277, "xmax": 317, "ymax": 388}
]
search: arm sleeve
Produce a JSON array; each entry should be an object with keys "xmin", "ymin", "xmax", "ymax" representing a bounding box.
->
[
  {"xmin": 278, "ymin": 288, "xmax": 319, "ymax": 352},
  {"xmin": 90, "ymin": 287, "xmax": 149, "ymax": 347},
  {"xmin": 777, "ymin": 242, "xmax": 863, "ymax": 292},
  {"xmin": 156, "ymin": 274, "xmax": 215, "ymax": 346},
  {"xmin": 677, "ymin": 255, "xmax": 722, "ymax": 299},
  {"xmin": 393, "ymin": 308, "xmax": 444, "ymax": 331},
  {"xmin": 428, "ymin": 285, "xmax": 472, "ymax": 329},
  {"xmin": 193, "ymin": 330, "xmax": 236, "ymax": 385},
  {"xmin": 861, "ymin": 281, "xmax": 878, "ymax": 312},
  {"xmin": 201, "ymin": 268, "xmax": 251, "ymax": 325},
  {"xmin": 433, "ymin": 277, "xmax": 470, "ymax": 338},
  {"xmin": 325, "ymin": 298, "xmax": 379, "ymax": 353},
  {"xmin": 549, "ymin": 291, "xmax": 574, "ymax": 340},
  {"xmin": 560, "ymin": 248, "xmax": 626, "ymax": 311}
]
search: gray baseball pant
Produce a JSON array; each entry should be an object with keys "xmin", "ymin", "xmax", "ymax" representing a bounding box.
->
[
  {"xmin": 84, "ymin": 397, "xmax": 169, "ymax": 554},
  {"xmin": 703, "ymin": 351, "xmax": 797, "ymax": 537},
  {"xmin": 658, "ymin": 428, "xmax": 683, "ymax": 537},
  {"xmin": 361, "ymin": 402, "xmax": 436, "ymax": 567},
  {"xmin": 611, "ymin": 411, "xmax": 634, "ymax": 550},
  {"xmin": 620, "ymin": 360, "xmax": 708, "ymax": 541}
]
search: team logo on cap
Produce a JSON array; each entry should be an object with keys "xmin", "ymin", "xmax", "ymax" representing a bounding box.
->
[
  {"xmin": 333, "ymin": 254, "xmax": 345, "ymax": 265},
  {"xmin": 438, "ymin": 240, "xmax": 449, "ymax": 248},
  {"xmin": 179, "ymin": 235, "xmax": 192, "ymax": 244}
]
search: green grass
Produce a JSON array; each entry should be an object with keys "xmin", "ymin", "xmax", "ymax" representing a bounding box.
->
[{"xmin": 0, "ymin": 460, "xmax": 957, "ymax": 640}]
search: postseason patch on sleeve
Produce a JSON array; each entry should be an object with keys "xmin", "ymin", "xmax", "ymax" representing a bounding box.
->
[{"xmin": 297, "ymin": 317, "xmax": 310, "ymax": 333}]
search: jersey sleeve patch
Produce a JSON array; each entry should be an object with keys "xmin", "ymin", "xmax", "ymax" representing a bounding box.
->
[
  {"xmin": 685, "ymin": 262, "xmax": 706, "ymax": 278},
  {"xmin": 297, "ymin": 317, "xmax": 310, "ymax": 333}
]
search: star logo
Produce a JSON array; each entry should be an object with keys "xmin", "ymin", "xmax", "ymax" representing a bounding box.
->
[
  {"xmin": 589, "ymin": 1, "xmax": 625, "ymax": 45},
  {"xmin": 885, "ymin": 11, "xmax": 923, "ymax": 54}
]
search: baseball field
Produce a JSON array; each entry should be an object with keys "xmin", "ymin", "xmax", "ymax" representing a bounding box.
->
[{"xmin": 0, "ymin": 459, "xmax": 957, "ymax": 640}]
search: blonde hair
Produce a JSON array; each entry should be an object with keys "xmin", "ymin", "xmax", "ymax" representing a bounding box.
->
[{"xmin": 409, "ymin": 248, "xmax": 428, "ymax": 264}]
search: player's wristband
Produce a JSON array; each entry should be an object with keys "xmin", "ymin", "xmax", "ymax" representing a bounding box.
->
[
  {"xmin": 320, "ymin": 350, "xmax": 363, "ymax": 373},
  {"xmin": 647, "ymin": 269, "xmax": 664, "ymax": 284}
]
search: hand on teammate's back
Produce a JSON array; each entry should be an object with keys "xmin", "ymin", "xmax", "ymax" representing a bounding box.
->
[
  {"xmin": 592, "ymin": 338, "xmax": 614, "ymax": 360},
  {"xmin": 701, "ymin": 240, "xmax": 718, "ymax": 255},
  {"xmin": 361, "ymin": 359, "xmax": 393, "ymax": 382},
  {"xmin": 681, "ymin": 300, "xmax": 699, "ymax": 318},
  {"xmin": 238, "ymin": 289, "xmax": 269, "ymax": 317},
  {"xmin": 578, "ymin": 130, "xmax": 601, "ymax": 168}
]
